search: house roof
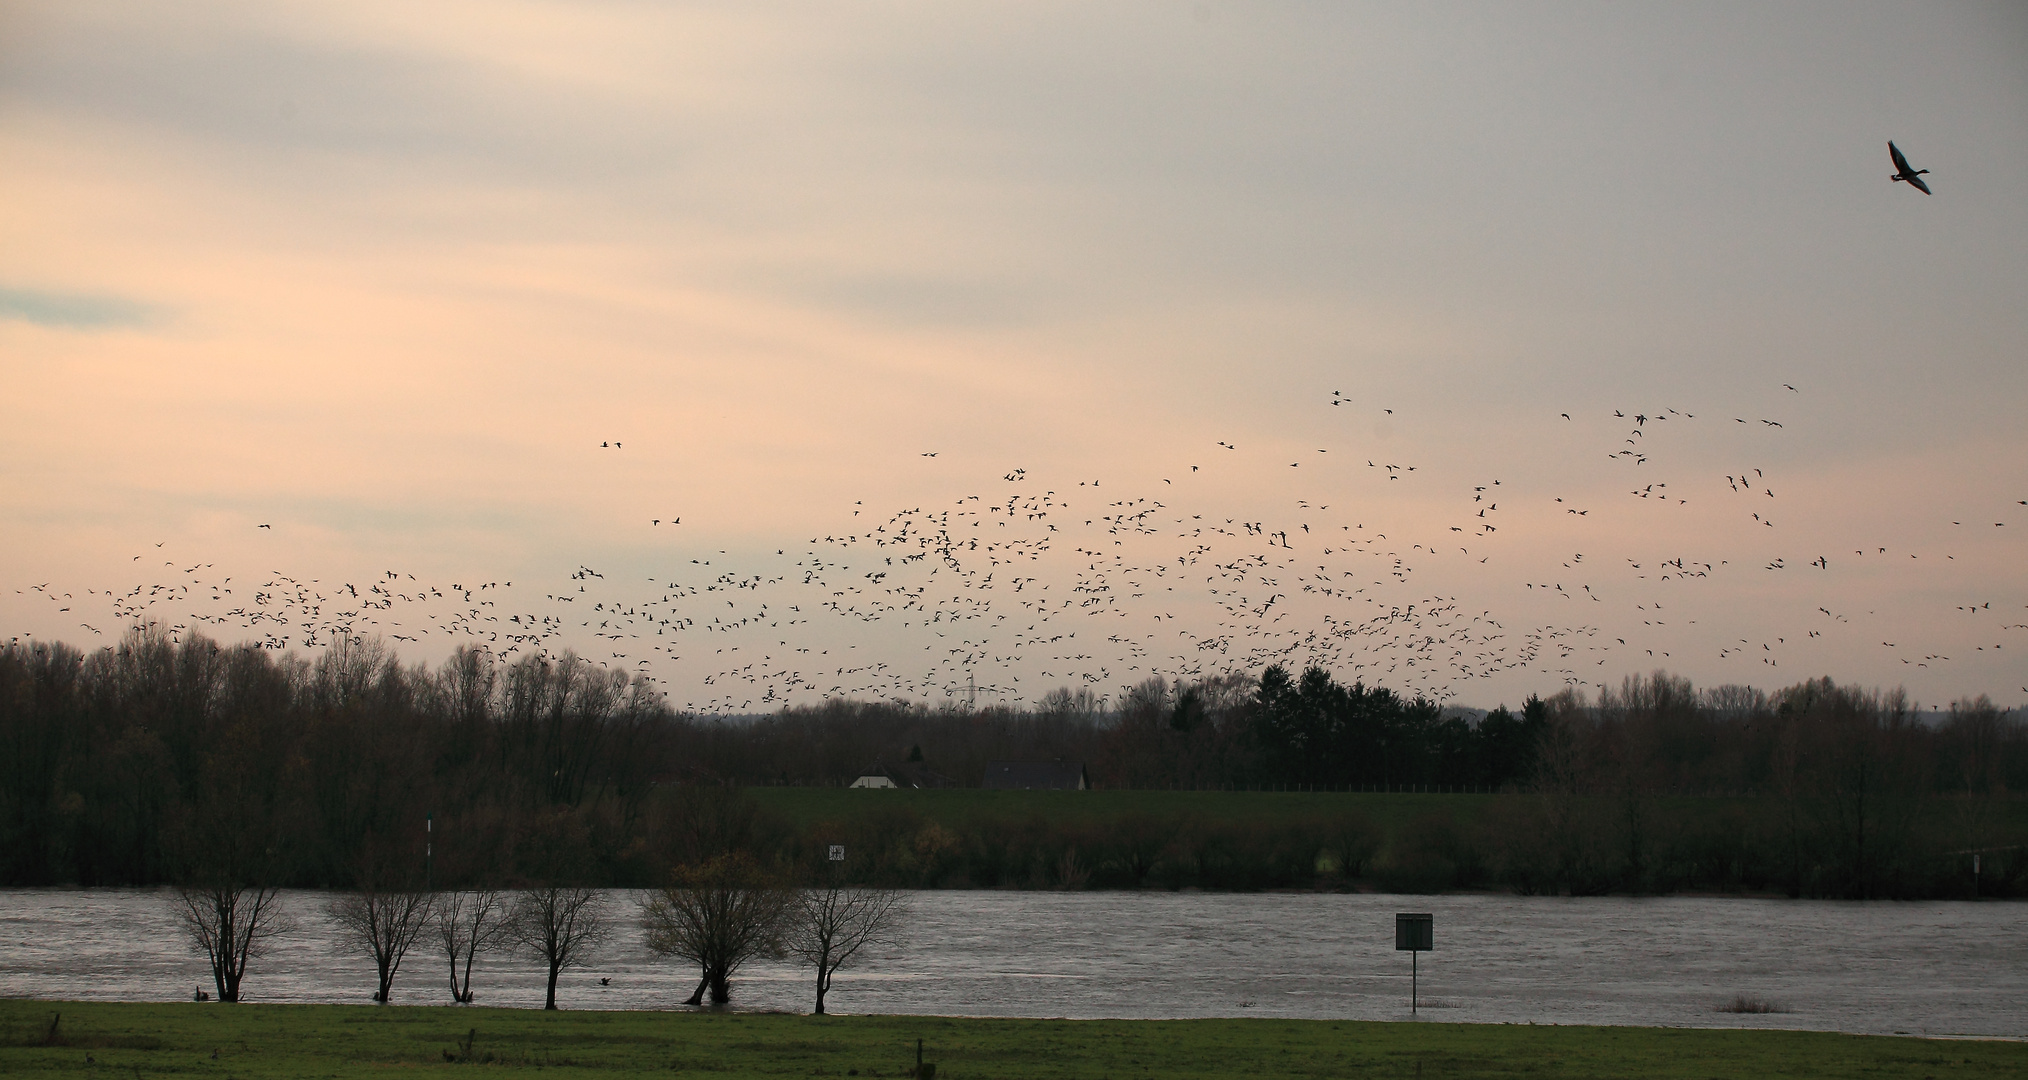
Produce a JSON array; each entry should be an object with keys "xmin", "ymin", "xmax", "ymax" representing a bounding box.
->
[{"xmin": 857, "ymin": 761, "xmax": 957, "ymax": 789}]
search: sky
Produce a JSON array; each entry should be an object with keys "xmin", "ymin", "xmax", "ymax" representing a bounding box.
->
[{"xmin": 4, "ymin": 1, "xmax": 2025, "ymax": 713}]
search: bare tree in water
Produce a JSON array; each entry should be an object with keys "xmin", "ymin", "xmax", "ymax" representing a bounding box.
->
[
  {"xmin": 328, "ymin": 888, "xmax": 434, "ymax": 1004},
  {"xmin": 640, "ymin": 853, "xmax": 791, "ymax": 1006},
  {"xmin": 786, "ymin": 882, "xmax": 908, "ymax": 1014},
  {"xmin": 324, "ymin": 836, "xmax": 436, "ymax": 1004},
  {"xmin": 172, "ymin": 883, "xmax": 294, "ymax": 1003},
  {"xmin": 165, "ymin": 650, "xmax": 300, "ymax": 1003},
  {"xmin": 507, "ymin": 887, "xmax": 612, "ymax": 1010},
  {"xmin": 436, "ymin": 890, "xmax": 511, "ymax": 1003}
]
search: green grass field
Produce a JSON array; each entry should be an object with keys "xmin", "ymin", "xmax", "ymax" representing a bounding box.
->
[
  {"xmin": 4, "ymin": 1001, "xmax": 2020, "ymax": 1079},
  {"xmin": 747, "ymin": 786, "xmax": 2028, "ymax": 833},
  {"xmin": 748, "ymin": 786, "xmax": 1499, "ymax": 832},
  {"xmin": 739, "ymin": 786, "xmax": 2028, "ymax": 895}
]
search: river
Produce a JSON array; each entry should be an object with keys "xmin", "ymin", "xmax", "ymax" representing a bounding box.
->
[{"xmin": 2, "ymin": 889, "xmax": 2021, "ymax": 1037}]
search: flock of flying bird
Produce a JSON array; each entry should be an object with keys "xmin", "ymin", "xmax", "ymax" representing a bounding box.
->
[{"xmin": 14, "ymin": 141, "xmax": 2023, "ymax": 712}]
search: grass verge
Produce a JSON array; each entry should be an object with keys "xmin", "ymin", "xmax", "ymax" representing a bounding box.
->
[
  {"xmin": 3, "ymin": 1000, "xmax": 2021, "ymax": 1079},
  {"xmin": 747, "ymin": 787, "xmax": 1499, "ymax": 833}
]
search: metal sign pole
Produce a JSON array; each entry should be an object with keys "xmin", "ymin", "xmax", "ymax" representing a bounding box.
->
[{"xmin": 1396, "ymin": 912, "xmax": 1433, "ymax": 1016}]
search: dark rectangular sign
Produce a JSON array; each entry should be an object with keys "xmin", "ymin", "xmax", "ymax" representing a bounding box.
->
[{"xmin": 1396, "ymin": 912, "xmax": 1433, "ymax": 951}]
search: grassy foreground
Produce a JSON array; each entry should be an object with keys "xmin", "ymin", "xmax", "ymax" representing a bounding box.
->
[{"xmin": 3, "ymin": 1001, "xmax": 2021, "ymax": 1079}]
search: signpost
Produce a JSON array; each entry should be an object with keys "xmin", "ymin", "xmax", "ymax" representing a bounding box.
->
[
  {"xmin": 828, "ymin": 845, "xmax": 846, "ymax": 862},
  {"xmin": 1396, "ymin": 913, "xmax": 1433, "ymax": 1014}
]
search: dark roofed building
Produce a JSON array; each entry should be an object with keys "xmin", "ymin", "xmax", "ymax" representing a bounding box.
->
[{"xmin": 982, "ymin": 761, "xmax": 1088, "ymax": 790}]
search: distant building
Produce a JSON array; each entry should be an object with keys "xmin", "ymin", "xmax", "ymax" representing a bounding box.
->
[
  {"xmin": 850, "ymin": 762, "xmax": 957, "ymax": 789},
  {"xmin": 982, "ymin": 761, "xmax": 1088, "ymax": 790}
]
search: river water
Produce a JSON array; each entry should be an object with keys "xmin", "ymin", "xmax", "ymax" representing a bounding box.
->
[{"xmin": 2, "ymin": 889, "xmax": 2021, "ymax": 1037}]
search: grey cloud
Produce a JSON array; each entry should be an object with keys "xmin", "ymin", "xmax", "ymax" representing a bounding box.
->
[{"xmin": 0, "ymin": 287, "xmax": 158, "ymax": 329}]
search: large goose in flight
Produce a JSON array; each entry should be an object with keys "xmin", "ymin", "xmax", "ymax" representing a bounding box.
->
[{"xmin": 1889, "ymin": 141, "xmax": 1931, "ymax": 194}]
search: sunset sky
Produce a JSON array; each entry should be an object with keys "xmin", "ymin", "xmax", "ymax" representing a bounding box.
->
[{"xmin": 5, "ymin": 2, "xmax": 2024, "ymax": 712}]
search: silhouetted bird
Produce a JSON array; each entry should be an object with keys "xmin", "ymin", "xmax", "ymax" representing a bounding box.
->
[{"xmin": 1889, "ymin": 141, "xmax": 1930, "ymax": 194}]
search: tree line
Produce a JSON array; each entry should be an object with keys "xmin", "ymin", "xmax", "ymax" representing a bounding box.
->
[
  {"xmin": 1, "ymin": 627, "xmax": 2023, "ymax": 898},
  {"xmin": 178, "ymin": 861, "xmax": 901, "ymax": 1012}
]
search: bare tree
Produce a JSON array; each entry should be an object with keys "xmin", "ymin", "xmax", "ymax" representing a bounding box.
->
[
  {"xmin": 640, "ymin": 854, "xmax": 792, "ymax": 1006},
  {"xmin": 327, "ymin": 887, "xmax": 435, "ymax": 1004},
  {"xmin": 170, "ymin": 884, "xmax": 294, "ymax": 1003},
  {"xmin": 507, "ymin": 887, "xmax": 612, "ymax": 1010},
  {"xmin": 786, "ymin": 883, "xmax": 908, "ymax": 1014},
  {"xmin": 436, "ymin": 889, "xmax": 511, "ymax": 1003},
  {"xmin": 165, "ymin": 724, "xmax": 298, "ymax": 1005}
]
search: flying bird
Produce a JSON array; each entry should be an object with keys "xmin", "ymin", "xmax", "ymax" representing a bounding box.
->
[{"xmin": 1888, "ymin": 141, "xmax": 1930, "ymax": 194}]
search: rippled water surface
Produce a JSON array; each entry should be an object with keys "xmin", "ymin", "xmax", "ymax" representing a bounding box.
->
[{"xmin": 3, "ymin": 889, "xmax": 2022, "ymax": 1036}]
